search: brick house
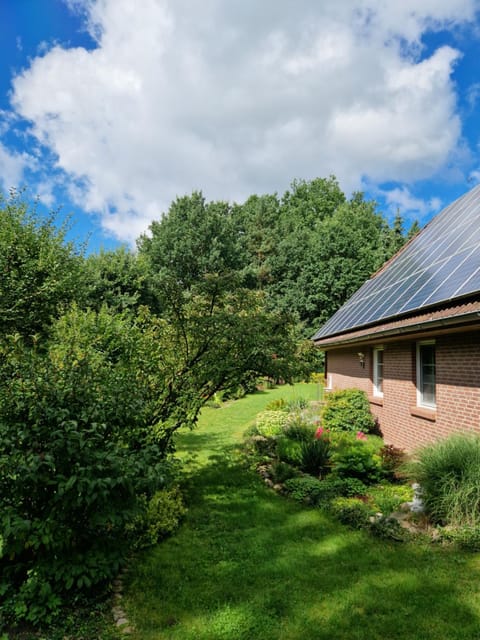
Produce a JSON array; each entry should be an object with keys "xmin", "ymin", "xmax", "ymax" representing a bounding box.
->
[{"xmin": 312, "ymin": 186, "xmax": 480, "ymax": 451}]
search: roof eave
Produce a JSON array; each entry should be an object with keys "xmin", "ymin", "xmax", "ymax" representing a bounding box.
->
[{"xmin": 313, "ymin": 309, "xmax": 480, "ymax": 349}]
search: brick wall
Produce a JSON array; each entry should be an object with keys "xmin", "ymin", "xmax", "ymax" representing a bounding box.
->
[{"xmin": 326, "ymin": 331, "xmax": 480, "ymax": 451}]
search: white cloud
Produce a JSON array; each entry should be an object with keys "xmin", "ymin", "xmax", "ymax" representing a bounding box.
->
[
  {"xmin": 9, "ymin": 0, "xmax": 478, "ymax": 242},
  {"xmin": 0, "ymin": 142, "xmax": 34, "ymax": 191},
  {"xmin": 381, "ymin": 185, "xmax": 443, "ymax": 219}
]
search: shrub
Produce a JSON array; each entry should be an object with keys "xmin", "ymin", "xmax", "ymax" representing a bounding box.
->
[
  {"xmin": 369, "ymin": 515, "xmax": 408, "ymax": 541},
  {"xmin": 0, "ymin": 307, "xmax": 170, "ymax": 625},
  {"xmin": 132, "ymin": 486, "xmax": 187, "ymax": 549},
  {"xmin": 410, "ymin": 434, "xmax": 480, "ymax": 528},
  {"xmin": 284, "ymin": 476, "xmax": 325, "ymax": 504},
  {"xmin": 321, "ymin": 389, "xmax": 376, "ymax": 433},
  {"xmin": 367, "ymin": 483, "xmax": 414, "ymax": 515},
  {"xmin": 330, "ymin": 497, "xmax": 375, "ymax": 528},
  {"xmin": 265, "ymin": 398, "xmax": 288, "ymax": 411},
  {"xmin": 276, "ymin": 437, "xmax": 303, "ymax": 466},
  {"xmin": 331, "ymin": 441, "xmax": 383, "ymax": 484},
  {"xmin": 270, "ymin": 461, "xmax": 299, "ymax": 484},
  {"xmin": 439, "ymin": 525, "xmax": 480, "ymax": 550},
  {"xmin": 255, "ymin": 410, "xmax": 290, "ymax": 437},
  {"xmin": 283, "ymin": 419, "xmax": 317, "ymax": 443},
  {"xmin": 380, "ymin": 444, "xmax": 406, "ymax": 478},
  {"xmin": 299, "ymin": 436, "xmax": 331, "ymax": 477},
  {"xmin": 285, "ymin": 397, "xmax": 309, "ymax": 411}
]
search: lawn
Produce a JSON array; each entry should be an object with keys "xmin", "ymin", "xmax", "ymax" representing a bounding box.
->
[{"xmin": 123, "ymin": 383, "xmax": 480, "ymax": 640}]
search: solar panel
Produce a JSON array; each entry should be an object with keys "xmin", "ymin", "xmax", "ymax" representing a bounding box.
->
[{"xmin": 313, "ymin": 185, "xmax": 480, "ymax": 340}]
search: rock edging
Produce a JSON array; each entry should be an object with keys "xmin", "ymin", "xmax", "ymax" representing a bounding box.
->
[{"xmin": 112, "ymin": 568, "xmax": 134, "ymax": 635}]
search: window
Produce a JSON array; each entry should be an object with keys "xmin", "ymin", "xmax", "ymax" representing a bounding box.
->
[
  {"xmin": 417, "ymin": 341, "xmax": 436, "ymax": 408},
  {"xmin": 373, "ymin": 347, "xmax": 384, "ymax": 397}
]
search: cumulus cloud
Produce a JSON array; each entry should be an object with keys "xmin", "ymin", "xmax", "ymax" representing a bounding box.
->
[
  {"xmin": 9, "ymin": 0, "xmax": 478, "ymax": 242},
  {"xmin": 380, "ymin": 185, "xmax": 443, "ymax": 219},
  {"xmin": 0, "ymin": 142, "xmax": 35, "ymax": 191}
]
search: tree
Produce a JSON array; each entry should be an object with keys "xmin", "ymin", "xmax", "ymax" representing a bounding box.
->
[
  {"xmin": 0, "ymin": 292, "xmax": 302, "ymax": 623},
  {"xmin": 0, "ymin": 190, "xmax": 83, "ymax": 338},
  {"xmin": 137, "ymin": 192, "xmax": 246, "ymax": 297},
  {"xmin": 83, "ymin": 246, "xmax": 150, "ymax": 312},
  {"xmin": 407, "ymin": 220, "xmax": 421, "ymax": 239}
]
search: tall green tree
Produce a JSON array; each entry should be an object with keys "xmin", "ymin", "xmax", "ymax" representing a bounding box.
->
[
  {"xmin": 83, "ymin": 246, "xmax": 149, "ymax": 312},
  {"xmin": 137, "ymin": 192, "xmax": 246, "ymax": 297},
  {"xmin": 0, "ymin": 190, "xmax": 83, "ymax": 338}
]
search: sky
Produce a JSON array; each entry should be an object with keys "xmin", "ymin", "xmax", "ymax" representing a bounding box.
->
[{"xmin": 1, "ymin": 0, "xmax": 480, "ymax": 252}]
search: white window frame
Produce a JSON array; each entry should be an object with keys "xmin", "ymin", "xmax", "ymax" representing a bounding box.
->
[
  {"xmin": 373, "ymin": 346, "xmax": 384, "ymax": 398},
  {"xmin": 416, "ymin": 340, "xmax": 436, "ymax": 409}
]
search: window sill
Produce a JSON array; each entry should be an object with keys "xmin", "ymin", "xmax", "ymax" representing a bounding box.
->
[
  {"xmin": 369, "ymin": 396, "xmax": 383, "ymax": 407},
  {"xmin": 410, "ymin": 406, "xmax": 436, "ymax": 421}
]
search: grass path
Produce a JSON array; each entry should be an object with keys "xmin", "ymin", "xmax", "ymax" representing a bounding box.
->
[{"xmin": 124, "ymin": 384, "xmax": 480, "ymax": 640}]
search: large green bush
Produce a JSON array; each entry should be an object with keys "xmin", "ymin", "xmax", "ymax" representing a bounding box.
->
[
  {"xmin": 0, "ymin": 306, "xmax": 170, "ymax": 624},
  {"xmin": 321, "ymin": 389, "xmax": 376, "ymax": 433},
  {"xmin": 410, "ymin": 434, "xmax": 480, "ymax": 528}
]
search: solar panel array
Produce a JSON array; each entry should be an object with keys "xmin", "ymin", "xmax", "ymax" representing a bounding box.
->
[{"xmin": 313, "ymin": 185, "xmax": 480, "ymax": 340}]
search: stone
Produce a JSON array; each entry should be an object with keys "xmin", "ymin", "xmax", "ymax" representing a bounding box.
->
[{"xmin": 116, "ymin": 617, "xmax": 129, "ymax": 627}]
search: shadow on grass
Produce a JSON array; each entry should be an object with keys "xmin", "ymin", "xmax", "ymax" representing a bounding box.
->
[{"xmin": 126, "ymin": 449, "xmax": 480, "ymax": 640}]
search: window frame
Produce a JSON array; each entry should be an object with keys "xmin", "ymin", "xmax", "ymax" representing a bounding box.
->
[
  {"xmin": 372, "ymin": 346, "xmax": 384, "ymax": 398},
  {"xmin": 416, "ymin": 340, "xmax": 436, "ymax": 409}
]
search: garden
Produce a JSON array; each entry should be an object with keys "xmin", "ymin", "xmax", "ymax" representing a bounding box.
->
[
  {"xmin": 244, "ymin": 386, "xmax": 480, "ymax": 549},
  {"xmin": 120, "ymin": 384, "xmax": 480, "ymax": 640}
]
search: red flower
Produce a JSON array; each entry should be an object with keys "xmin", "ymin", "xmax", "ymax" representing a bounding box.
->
[
  {"xmin": 315, "ymin": 427, "xmax": 324, "ymax": 439},
  {"xmin": 356, "ymin": 431, "xmax": 367, "ymax": 440}
]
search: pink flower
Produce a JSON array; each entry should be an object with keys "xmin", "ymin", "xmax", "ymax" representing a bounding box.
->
[
  {"xmin": 315, "ymin": 427, "xmax": 324, "ymax": 439},
  {"xmin": 356, "ymin": 431, "xmax": 367, "ymax": 440}
]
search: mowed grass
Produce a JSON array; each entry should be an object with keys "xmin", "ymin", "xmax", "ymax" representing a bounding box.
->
[{"xmin": 123, "ymin": 384, "xmax": 480, "ymax": 640}]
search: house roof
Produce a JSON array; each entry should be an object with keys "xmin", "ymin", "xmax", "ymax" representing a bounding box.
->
[
  {"xmin": 313, "ymin": 185, "xmax": 480, "ymax": 344},
  {"xmin": 313, "ymin": 299, "xmax": 480, "ymax": 348}
]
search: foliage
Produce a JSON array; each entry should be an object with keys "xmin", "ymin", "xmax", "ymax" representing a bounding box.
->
[
  {"xmin": 255, "ymin": 410, "xmax": 290, "ymax": 437},
  {"xmin": 299, "ymin": 436, "xmax": 331, "ymax": 478},
  {"xmin": 439, "ymin": 525, "xmax": 480, "ymax": 551},
  {"xmin": 83, "ymin": 247, "xmax": 149, "ymax": 313},
  {"xmin": 285, "ymin": 397, "xmax": 309, "ymax": 411},
  {"xmin": 0, "ymin": 189, "xmax": 83, "ymax": 339},
  {"xmin": 283, "ymin": 419, "xmax": 317, "ymax": 442},
  {"xmin": 270, "ymin": 461, "xmax": 299, "ymax": 484},
  {"xmin": 330, "ymin": 497, "xmax": 375, "ymax": 528},
  {"xmin": 265, "ymin": 398, "xmax": 288, "ymax": 411},
  {"xmin": 137, "ymin": 191, "xmax": 247, "ymax": 299},
  {"xmin": 321, "ymin": 389, "xmax": 376, "ymax": 433},
  {"xmin": 323, "ymin": 476, "xmax": 368, "ymax": 498},
  {"xmin": 367, "ymin": 483, "xmax": 414, "ymax": 515},
  {"xmin": 276, "ymin": 436, "xmax": 304, "ymax": 466},
  {"xmin": 287, "ymin": 475, "xmax": 368, "ymax": 506},
  {"xmin": 284, "ymin": 476, "xmax": 326, "ymax": 505},
  {"xmin": 331, "ymin": 441, "xmax": 383, "ymax": 484},
  {"xmin": 0, "ymin": 306, "xmax": 171, "ymax": 625},
  {"xmin": 379, "ymin": 444, "xmax": 407, "ymax": 478},
  {"xmin": 132, "ymin": 487, "xmax": 187, "ymax": 549},
  {"xmin": 140, "ymin": 178, "xmax": 409, "ymax": 336},
  {"xmin": 369, "ymin": 515, "xmax": 408, "ymax": 541},
  {"xmin": 409, "ymin": 434, "xmax": 480, "ymax": 528}
]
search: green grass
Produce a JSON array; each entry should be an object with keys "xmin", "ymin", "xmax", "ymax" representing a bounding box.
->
[{"xmin": 123, "ymin": 384, "xmax": 480, "ymax": 640}]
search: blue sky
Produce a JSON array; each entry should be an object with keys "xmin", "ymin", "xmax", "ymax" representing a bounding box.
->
[{"xmin": 1, "ymin": 1, "xmax": 480, "ymax": 253}]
